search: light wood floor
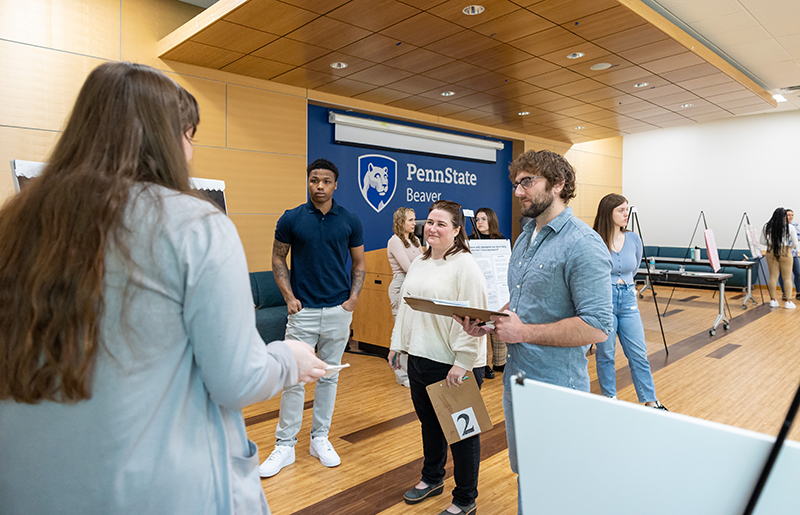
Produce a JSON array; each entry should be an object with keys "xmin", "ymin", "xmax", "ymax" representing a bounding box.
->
[{"xmin": 245, "ymin": 286, "xmax": 800, "ymax": 514}]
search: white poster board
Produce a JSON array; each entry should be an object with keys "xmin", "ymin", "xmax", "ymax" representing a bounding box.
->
[
  {"xmin": 468, "ymin": 239, "xmax": 511, "ymax": 311},
  {"xmin": 745, "ymin": 223, "xmax": 762, "ymax": 258},
  {"xmin": 704, "ymin": 228, "xmax": 721, "ymax": 272},
  {"xmin": 511, "ymin": 377, "xmax": 800, "ymax": 515}
]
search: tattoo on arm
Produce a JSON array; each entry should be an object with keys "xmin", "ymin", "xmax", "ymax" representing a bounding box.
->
[
  {"xmin": 350, "ymin": 268, "xmax": 365, "ymax": 298},
  {"xmin": 272, "ymin": 241, "xmax": 292, "ymax": 294}
]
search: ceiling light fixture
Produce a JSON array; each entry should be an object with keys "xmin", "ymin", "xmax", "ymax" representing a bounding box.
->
[
  {"xmin": 680, "ymin": 103, "xmax": 693, "ymax": 108},
  {"xmin": 590, "ymin": 63, "xmax": 612, "ymax": 71},
  {"xmin": 575, "ymin": 126, "xmax": 585, "ymax": 130},
  {"xmin": 441, "ymin": 91, "xmax": 455, "ymax": 96},
  {"xmin": 518, "ymin": 111, "xmax": 530, "ymax": 116},
  {"xmin": 566, "ymin": 52, "xmax": 585, "ymax": 59},
  {"xmin": 633, "ymin": 82, "xmax": 649, "ymax": 88},
  {"xmin": 773, "ymin": 94, "xmax": 787, "ymax": 102},
  {"xmin": 330, "ymin": 62, "xmax": 348, "ymax": 69},
  {"xmin": 462, "ymin": 5, "xmax": 484, "ymax": 15}
]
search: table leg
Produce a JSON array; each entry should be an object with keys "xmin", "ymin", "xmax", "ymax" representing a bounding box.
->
[
  {"xmin": 710, "ymin": 281, "xmax": 730, "ymax": 336},
  {"xmin": 742, "ymin": 267, "xmax": 755, "ymax": 308}
]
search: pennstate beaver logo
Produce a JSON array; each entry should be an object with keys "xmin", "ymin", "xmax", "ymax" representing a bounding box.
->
[{"xmin": 358, "ymin": 154, "xmax": 397, "ymax": 213}]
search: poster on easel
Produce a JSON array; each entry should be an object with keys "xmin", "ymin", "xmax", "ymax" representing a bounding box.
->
[
  {"xmin": 468, "ymin": 239, "xmax": 511, "ymax": 311},
  {"xmin": 704, "ymin": 229, "xmax": 721, "ymax": 272},
  {"xmin": 744, "ymin": 224, "xmax": 761, "ymax": 259}
]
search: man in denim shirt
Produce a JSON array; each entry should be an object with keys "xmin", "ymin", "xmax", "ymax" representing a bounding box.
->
[{"xmin": 459, "ymin": 149, "xmax": 613, "ymax": 514}]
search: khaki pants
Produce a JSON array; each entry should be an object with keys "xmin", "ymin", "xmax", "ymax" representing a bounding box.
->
[{"xmin": 767, "ymin": 251, "xmax": 794, "ymax": 300}]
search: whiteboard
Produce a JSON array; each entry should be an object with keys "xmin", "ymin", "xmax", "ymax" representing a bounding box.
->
[{"xmin": 510, "ymin": 377, "xmax": 800, "ymax": 515}]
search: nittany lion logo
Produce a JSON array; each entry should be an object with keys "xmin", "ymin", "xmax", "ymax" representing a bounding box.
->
[{"xmin": 358, "ymin": 154, "xmax": 396, "ymax": 213}]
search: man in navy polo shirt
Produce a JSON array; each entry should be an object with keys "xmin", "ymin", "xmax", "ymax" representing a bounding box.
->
[{"xmin": 258, "ymin": 158, "xmax": 366, "ymax": 478}]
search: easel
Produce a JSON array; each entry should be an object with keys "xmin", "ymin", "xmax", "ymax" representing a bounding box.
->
[
  {"xmin": 659, "ymin": 211, "xmax": 733, "ymax": 324},
  {"xmin": 628, "ymin": 207, "xmax": 668, "ymax": 354},
  {"xmin": 729, "ymin": 212, "xmax": 764, "ymax": 306}
]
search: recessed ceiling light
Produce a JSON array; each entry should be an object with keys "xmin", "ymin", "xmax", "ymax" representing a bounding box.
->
[
  {"xmin": 575, "ymin": 126, "xmax": 585, "ymax": 130},
  {"xmin": 518, "ymin": 111, "xmax": 530, "ymax": 116},
  {"xmin": 773, "ymin": 94, "xmax": 787, "ymax": 102},
  {"xmin": 462, "ymin": 5, "xmax": 484, "ymax": 15},
  {"xmin": 330, "ymin": 62, "xmax": 348, "ymax": 69},
  {"xmin": 680, "ymin": 103, "xmax": 693, "ymax": 108},
  {"xmin": 590, "ymin": 63, "xmax": 612, "ymax": 71},
  {"xmin": 566, "ymin": 52, "xmax": 585, "ymax": 59},
  {"xmin": 441, "ymin": 91, "xmax": 455, "ymax": 97},
  {"xmin": 633, "ymin": 82, "xmax": 649, "ymax": 88}
]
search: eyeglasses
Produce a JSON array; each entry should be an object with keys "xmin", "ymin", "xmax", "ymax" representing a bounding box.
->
[{"xmin": 511, "ymin": 175, "xmax": 543, "ymax": 192}]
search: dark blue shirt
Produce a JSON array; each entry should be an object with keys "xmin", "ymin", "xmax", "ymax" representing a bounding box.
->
[{"xmin": 275, "ymin": 199, "xmax": 364, "ymax": 308}]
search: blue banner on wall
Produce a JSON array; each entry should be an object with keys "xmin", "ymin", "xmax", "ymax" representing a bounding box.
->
[{"xmin": 307, "ymin": 105, "xmax": 514, "ymax": 252}]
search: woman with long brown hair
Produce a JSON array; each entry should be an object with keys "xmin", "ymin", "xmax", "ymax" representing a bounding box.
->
[
  {"xmin": 389, "ymin": 200, "xmax": 487, "ymax": 515},
  {"xmin": 593, "ymin": 193, "xmax": 666, "ymax": 410},
  {"xmin": 386, "ymin": 206, "xmax": 423, "ymax": 387},
  {"xmin": 0, "ymin": 61, "xmax": 325, "ymax": 514},
  {"xmin": 761, "ymin": 207, "xmax": 799, "ymax": 308}
]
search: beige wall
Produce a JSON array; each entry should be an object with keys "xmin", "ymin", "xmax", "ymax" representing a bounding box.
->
[{"xmin": 1, "ymin": 0, "xmax": 622, "ymax": 272}]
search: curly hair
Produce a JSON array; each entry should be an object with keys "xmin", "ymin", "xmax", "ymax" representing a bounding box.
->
[
  {"xmin": 508, "ymin": 149, "xmax": 576, "ymax": 203},
  {"xmin": 392, "ymin": 207, "xmax": 420, "ymax": 248}
]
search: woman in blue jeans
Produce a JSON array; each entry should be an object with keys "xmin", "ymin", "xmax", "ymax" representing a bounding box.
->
[{"xmin": 593, "ymin": 194, "xmax": 667, "ymax": 410}]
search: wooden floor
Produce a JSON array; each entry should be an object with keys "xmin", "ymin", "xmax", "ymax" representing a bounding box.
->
[{"xmin": 245, "ymin": 286, "xmax": 800, "ymax": 514}]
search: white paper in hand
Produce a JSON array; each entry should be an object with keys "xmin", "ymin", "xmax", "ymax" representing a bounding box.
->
[{"xmin": 324, "ymin": 363, "xmax": 350, "ymax": 379}]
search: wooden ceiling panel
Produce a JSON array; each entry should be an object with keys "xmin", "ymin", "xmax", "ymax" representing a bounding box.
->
[
  {"xmin": 252, "ymin": 39, "xmax": 330, "ymax": 66},
  {"xmin": 494, "ymin": 57, "xmax": 561, "ymax": 81},
  {"xmin": 618, "ymin": 39, "xmax": 687, "ymax": 65},
  {"xmin": 379, "ymin": 12, "xmax": 462, "ymax": 46},
  {"xmin": 640, "ymin": 52, "xmax": 705, "ymax": 74},
  {"xmin": 593, "ymin": 24, "xmax": 669, "ymax": 53},
  {"xmin": 550, "ymin": 78, "xmax": 607, "ymax": 97},
  {"xmin": 509, "ymin": 26, "xmax": 585, "ymax": 56},
  {"xmin": 327, "ymin": 0, "xmax": 420, "ymax": 32},
  {"xmin": 455, "ymin": 71, "xmax": 514, "ymax": 91},
  {"xmin": 418, "ymin": 102, "xmax": 470, "ymax": 117},
  {"xmin": 346, "ymin": 64, "xmax": 414, "ymax": 86},
  {"xmin": 161, "ymin": 41, "xmax": 244, "ymax": 69},
  {"xmin": 527, "ymin": 0, "xmax": 619, "ymax": 25},
  {"xmin": 538, "ymin": 43, "xmax": 612, "ymax": 67},
  {"xmin": 385, "ymin": 74, "xmax": 448, "ymax": 95},
  {"xmin": 303, "ymin": 52, "xmax": 374, "ymax": 76},
  {"xmin": 280, "ymin": 0, "xmax": 350, "ymax": 14},
  {"xmin": 272, "ymin": 67, "xmax": 336, "ymax": 89},
  {"xmin": 525, "ymin": 68, "xmax": 584, "ymax": 89},
  {"xmin": 472, "ymin": 9, "xmax": 555, "ymax": 42},
  {"xmin": 564, "ymin": 6, "xmax": 647, "ymax": 41},
  {"xmin": 466, "ymin": 45, "xmax": 534, "ymax": 71},
  {"xmin": 422, "ymin": 60, "xmax": 486, "ymax": 82},
  {"xmin": 315, "ymin": 78, "xmax": 377, "ymax": 96},
  {"xmin": 427, "ymin": 30, "xmax": 503, "ymax": 60},
  {"xmin": 689, "ymin": 111, "xmax": 734, "ymax": 123},
  {"xmin": 287, "ymin": 17, "xmax": 372, "ymax": 50},
  {"xmin": 484, "ymin": 80, "xmax": 542, "ymax": 99},
  {"xmin": 383, "ymin": 48, "xmax": 454, "ymax": 74},
  {"xmin": 159, "ymin": 0, "xmax": 780, "ymax": 141},
  {"xmin": 225, "ymin": 0, "xmax": 319, "ymax": 35},
  {"xmin": 338, "ymin": 34, "xmax": 416, "ymax": 62},
  {"xmin": 352, "ymin": 87, "xmax": 411, "ymax": 104},
  {"xmin": 659, "ymin": 63, "xmax": 719, "ymax": 84},
  {"xmin": 428, "ymin": 0, "xmax": 522, "ymax": 28},
  {"xmin": 191, "ymin": 21, "xmax": 278, "ymax": 54},
  {"xmin": 220, "ymin": 55, "xmax": 294, "ymax": 80}
]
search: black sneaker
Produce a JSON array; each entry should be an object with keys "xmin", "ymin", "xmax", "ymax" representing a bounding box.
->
[
  {"xmin": 652, "ymin": 401, "xmax": 668, "ymax": 411},
  {"xmin": 484, "ymin": 365, "xmax": 495, "ymax": 379}
]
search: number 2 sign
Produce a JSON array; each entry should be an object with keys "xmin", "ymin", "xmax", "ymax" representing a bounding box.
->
[{"xmin": 451, "ymin": 407, "xmax": 481, "ymax": 440}]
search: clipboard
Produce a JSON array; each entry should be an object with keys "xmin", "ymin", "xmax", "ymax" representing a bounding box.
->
[
  {"xmin": 426, "ymin": 374, "xmax": 493, "ymax": 445},
  {"xmin": 404, "ymin": 295, "xmax": 508, "ymax": 323}
]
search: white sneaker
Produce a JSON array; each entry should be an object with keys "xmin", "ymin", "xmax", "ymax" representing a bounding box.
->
[
  {"xmin": 309, "ymin": 436, "xmax": 341, "ymax": 467},
  {"xmin": 259, "ymin": 445, "xmax": 295, "ymax": 478},
  {"xmin": 770, "ymin": 300, "xmax": 780, "ymax": 308},
  {"xmin": 786, "ymin": 301, "xmax": 796, "ymax": 310}
]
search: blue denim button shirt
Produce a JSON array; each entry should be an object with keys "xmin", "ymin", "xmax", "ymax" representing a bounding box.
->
[{"xmin": 503, "ymin": 207, "xmax": 613, "ymax": 392}]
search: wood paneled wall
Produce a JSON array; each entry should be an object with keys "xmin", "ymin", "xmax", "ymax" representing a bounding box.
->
[{"xmin": 0, "ymin": 0, "xmax": 621, "ymax": 274}]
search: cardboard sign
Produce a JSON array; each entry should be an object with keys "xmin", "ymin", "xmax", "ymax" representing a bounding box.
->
[{"xmin": 426, "ymin": 374, "xmax": 492, "ymax": 445}]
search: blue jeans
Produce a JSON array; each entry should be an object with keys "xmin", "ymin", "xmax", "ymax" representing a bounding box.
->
[{"xmin": 595, "ymin": 283, "xmax": 657, "ymax": 403}]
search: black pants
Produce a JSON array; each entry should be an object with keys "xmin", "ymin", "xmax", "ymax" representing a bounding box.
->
[{"xmin": 408, "ymin": 355, "xmax": 485, "ymax": 507}]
